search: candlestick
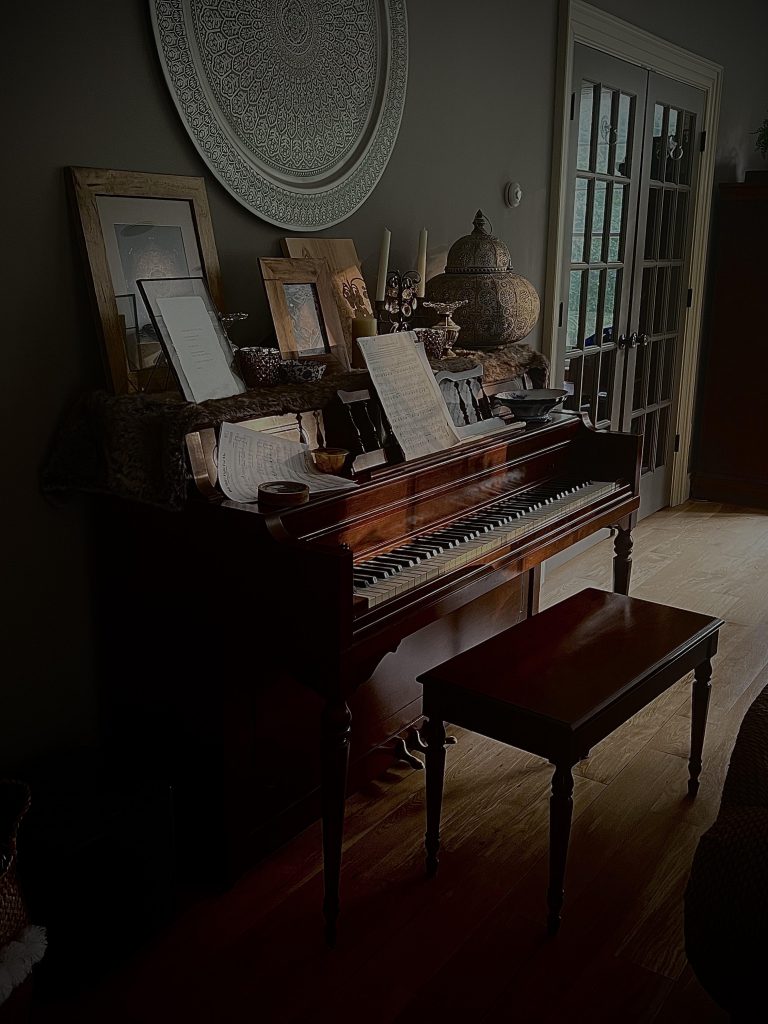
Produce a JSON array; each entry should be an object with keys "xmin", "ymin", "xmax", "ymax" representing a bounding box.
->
[
  {"xmin": 416, "ymin": 228, "xmax": 428, "ymax": 298},
  {"xmin": 375, "ymin": 227, "xmax": 391, "ymax": 303}
]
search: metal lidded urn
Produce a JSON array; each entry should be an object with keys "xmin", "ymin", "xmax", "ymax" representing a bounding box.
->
[{"xmin": 424, "ymin": 210, "xmax": 540, "ymax": 349}]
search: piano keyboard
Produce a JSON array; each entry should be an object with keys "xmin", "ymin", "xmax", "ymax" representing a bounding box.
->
[{"xmin": 353, "ymin": 479, "xmax": 619, "ymax": 609}]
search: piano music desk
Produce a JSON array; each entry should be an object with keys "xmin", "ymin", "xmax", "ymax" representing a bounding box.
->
[{"xmin": 418, "ymin": 589, "xmax": 723, "ymax": 934}]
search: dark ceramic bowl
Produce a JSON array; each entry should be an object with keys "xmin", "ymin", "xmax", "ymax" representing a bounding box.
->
[
  {"xmin": 236, "ymin": 346, "xmax": 282, "ymax": 387},
  {"xmin": 278, "ymin": 359, "xmax": 327, "ymax": 384},
  {"xmin": 492, "ymin": 388, "xmax": 568, "ymax": 423}
]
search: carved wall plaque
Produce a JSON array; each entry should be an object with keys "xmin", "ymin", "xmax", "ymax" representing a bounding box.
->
[{"xmin": 150, "ymin": 1, "xmax": 408, "ymax": 230}]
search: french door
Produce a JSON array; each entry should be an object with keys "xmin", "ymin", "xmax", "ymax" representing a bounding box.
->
[{"xmin": 559, "ymin": 45, "xmax": 705, "ymax": 516}]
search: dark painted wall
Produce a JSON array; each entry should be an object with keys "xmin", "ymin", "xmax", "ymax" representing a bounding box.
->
[{"xmin": 2, "ymin": 0, "xmax": 767, "ymax": 761}]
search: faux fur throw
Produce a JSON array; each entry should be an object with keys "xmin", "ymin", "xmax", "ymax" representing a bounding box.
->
[
  {"xmin": 43, "ymin": 345, "xmax": 548, "ymax": 510},
  {"xmin": 0, "ymin": 926, "xmax": 46, "ymax": 1004}
]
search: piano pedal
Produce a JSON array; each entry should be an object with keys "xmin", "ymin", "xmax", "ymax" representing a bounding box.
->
[
  {"xmin": 391, "ymin": 736, "xmax": 424, "ymax": 770},
  {"xmin": 380, "ymin": 726, "xmax": 460, "ymax": 772},
  {"xmin": 408, "ymin": 725, "xmax": 458, "ymax": 751}
]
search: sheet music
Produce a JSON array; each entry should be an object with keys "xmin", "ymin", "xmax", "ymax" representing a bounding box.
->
[
  {"xmin": 357, "ymin": 333, "xmax": 461, "ymax": 460},
  {"xmin": 157, "ymin": 296, "xmax": 244, "ymax": 403},
  {"xmin": 217, "ymin": 422, "xmax": 357, "ymax": 504}
]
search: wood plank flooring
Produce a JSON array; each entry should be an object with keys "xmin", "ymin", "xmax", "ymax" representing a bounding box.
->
[{"xmin": 41, "ymin": 500, "xmax": 768, "ymax": 1023}]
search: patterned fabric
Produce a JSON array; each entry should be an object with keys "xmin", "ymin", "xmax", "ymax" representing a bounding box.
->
[
  {"xmin": 43, "ymin": 346, "xmax": 548, "ymax": 510},
  {"xmin": 684, "ymin": 683, "xmax": 768, "ymax": 1015}
]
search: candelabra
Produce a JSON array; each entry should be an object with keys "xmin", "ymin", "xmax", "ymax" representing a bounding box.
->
[{"xmin": 375, "ymin": 270, "xmax": 422, "ymax": 332}]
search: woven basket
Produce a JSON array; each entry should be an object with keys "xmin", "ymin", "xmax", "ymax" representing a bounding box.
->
[{"xmin": 0, "ymin": 783, "xmax": 31, "ymax": 950}]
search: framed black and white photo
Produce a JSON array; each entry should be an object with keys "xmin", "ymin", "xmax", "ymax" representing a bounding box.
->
[{"xmin": 138, "ymin": 277, "xmax": 245, "ymax": 404}]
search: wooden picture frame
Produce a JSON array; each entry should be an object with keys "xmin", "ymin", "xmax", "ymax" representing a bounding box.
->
[
  {"xmin": 281, "ymin": 238, "xmax": 373, "ymax": 359},
  {"xmin": 259, "ymin": 258, "xmax": 350, "ymax": 372},
  {"xmin": 68, "ymin": 166, "xmax": 223, "ymax": 395}
]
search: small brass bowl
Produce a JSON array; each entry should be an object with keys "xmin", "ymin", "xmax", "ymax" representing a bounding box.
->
[{"xmin": 312, "ymin": 447, "xmax": 349, "ymax": 474}]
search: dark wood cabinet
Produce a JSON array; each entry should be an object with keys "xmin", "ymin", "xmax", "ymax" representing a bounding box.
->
[{"xmin": 692, "ymin": 182, "xmax": 768, "ymax": 507}]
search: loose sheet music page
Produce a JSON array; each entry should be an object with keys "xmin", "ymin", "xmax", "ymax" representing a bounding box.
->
[
  {"xmin": 357, "ymin": 333, "xmax": 461, "ymax": 460},
  {"xmin": 217, "ymin": 422, "xmax": 357, "ymax": 503}
]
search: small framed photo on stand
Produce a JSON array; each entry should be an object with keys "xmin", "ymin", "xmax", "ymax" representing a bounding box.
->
[
  {"xmin": 259, "ymin": 258, "xmax": 350, "ymax": 372},
  {"xmin": 137, "ymin": 276, "xmax": 245, "ymax": 404}
]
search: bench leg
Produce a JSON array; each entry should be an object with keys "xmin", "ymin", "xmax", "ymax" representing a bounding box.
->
[
  {"xmin": 547, "ymin": 763, "xmax": 575, "ymax": 935},
  {"xmin": 321, "ymin": 699, "xmax": 352, "ymax": 947},
  {"xmin": 688, "ymin": 659, "xmax": 712, "ymax": 797},
  {"xmin": 423, "ymin": 717, "xmax": 447, "ymax": 877},
  {"xmin": 612, "ymin": 526, "xmax": 633, "ymax": 596}
]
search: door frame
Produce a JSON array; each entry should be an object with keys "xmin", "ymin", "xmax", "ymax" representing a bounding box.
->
[{"xmin": 543, "ymin": 0, "xmax": 722, "ymax": 507}]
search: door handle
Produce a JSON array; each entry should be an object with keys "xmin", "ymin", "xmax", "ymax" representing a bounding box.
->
[{"xmin": 619, "ymin": 332, "xmax": 642, "ymax": 350}]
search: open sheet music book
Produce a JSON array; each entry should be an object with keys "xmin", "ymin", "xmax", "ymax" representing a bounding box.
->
[
  {"xmin": 217, "ymin": 422, "xmax": 357, "ymax": 504},
  {"xmin": 357, "ymin": 332, "xmax": 509, "ymax": 461}
]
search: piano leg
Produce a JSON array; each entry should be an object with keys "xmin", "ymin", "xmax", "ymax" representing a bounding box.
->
[
  {"xmin": 613, "ymin": 524, "xmax": 634, "ymax": 596},
  {"xmin": 321, "ymin": 699, "xmax": 352, "ymax": 947}
]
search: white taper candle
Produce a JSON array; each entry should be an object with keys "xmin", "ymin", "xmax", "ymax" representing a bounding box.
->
[
  {"xmin": 375, "ymin": 228, "xmax": 391, "ymax": 303},
  {"xmin": 416, "ymin": 227, "xmax": 428, "ymax": 297}
]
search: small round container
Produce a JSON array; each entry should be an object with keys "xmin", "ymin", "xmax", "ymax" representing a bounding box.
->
[
  {"xmin": 278, "ymin": 359, "xmax": 327, "ymax": 384},
  {"xmin": 236, "ymin": 347, "xmax": 282, "ymax": 387},
  {"xmin": 257, "ymin": 481, "xmax": 310, "ymax": 509},
  {"xmin": 312, "ymin": 447, "xmax": 349, "ymax": 474}
]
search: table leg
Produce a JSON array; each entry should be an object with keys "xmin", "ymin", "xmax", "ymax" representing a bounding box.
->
[
  {"xmin": 424, "ymin": 717, "xmax": 447, "ymax": 877},
  {"xmin": 547, "ymin": 763, "xmax": 574, "ymax": 935},
  {"xmin": 321, "ymin": 699, "xmax": 352, "ymax": 946},
  {"xmin": 688, "ymin": 659, "xmax": 712, "ymax": 797},
  {"xmin": 613, "ymin": 526, "xmax": 633, "ymax": 596}
]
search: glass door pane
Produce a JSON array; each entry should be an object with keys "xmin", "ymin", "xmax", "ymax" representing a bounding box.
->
[
  {"xmin": 558, "ymin": 46, "xmax": 648, "ymax": 430},
  {"xmin": 623, "ymin": 72, "xmax": 705, "ymax": 517}
]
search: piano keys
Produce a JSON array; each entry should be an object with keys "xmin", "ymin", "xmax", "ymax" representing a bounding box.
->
[{"xmin": 352, "ymin": 479, "xmax": 618, "ymax": 609}]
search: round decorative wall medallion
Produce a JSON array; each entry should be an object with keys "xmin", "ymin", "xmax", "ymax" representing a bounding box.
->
[{"xmin": 150, "ymin": 0, "xmax": 408, "ymax": 230}]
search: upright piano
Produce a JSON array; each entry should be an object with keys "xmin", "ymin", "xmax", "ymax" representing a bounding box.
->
[{"xmin": 177, "ymin": 409, "xmax": 640, "ymax": 939}]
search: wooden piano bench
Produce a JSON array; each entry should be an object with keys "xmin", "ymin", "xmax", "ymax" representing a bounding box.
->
[{"xmin": 417, "ymin": 588, "xmax": 723, "ymax": 935}]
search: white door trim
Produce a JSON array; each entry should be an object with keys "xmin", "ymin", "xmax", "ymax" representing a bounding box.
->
[{"xmin": 544, "ymin": 0, "xmax": 723, "ymax": 506}]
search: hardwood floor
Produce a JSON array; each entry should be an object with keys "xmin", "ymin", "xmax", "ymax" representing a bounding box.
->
[{"xmin": 41, "ymin": 501, "xmax": 768, "ymax": 1023}]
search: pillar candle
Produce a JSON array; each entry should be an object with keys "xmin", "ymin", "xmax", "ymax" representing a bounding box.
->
[
  {"xmin": 350, "ymin": 313, "xmax": 378, "ymax": 368},
  {"xmin": 416, "ymin": 227, "xmax": 428, "ymax": 297},
  {"xmin": 375, "ymin": 227, "xmax": 391, "ymax": 302}
]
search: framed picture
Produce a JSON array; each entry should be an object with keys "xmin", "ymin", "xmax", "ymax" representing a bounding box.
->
[
  {"xmin": 69, "ymin": 166, "xmax": 223, "ymax": 394},
  {"xmin": 137, "ymin": 277, "xmax": 245, "ymax": 404},
  {"xmin": 259, "ymin": 258, "xmax": 349, "ymax": 372},
  {"xmin": 281, "ymin": 238, "xmax": 373, "ymax": 361}
]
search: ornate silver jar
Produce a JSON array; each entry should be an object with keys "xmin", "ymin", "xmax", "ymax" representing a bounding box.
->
[{"xmin": 424, "ymin": 210, "xmax": 540, "ymax": 349}]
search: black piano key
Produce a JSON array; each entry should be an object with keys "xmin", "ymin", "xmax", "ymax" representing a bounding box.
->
[
  {"xmin": 360, "ymin": 565, "xmax": 396, "ymax": 580},
  {"xmin": 441, "ymin": 526, "xmax": 483, "ymax": 540},
  {"xmin": 422, "ymin": 532, "xmax": 461, "ymax": 548},
  {"xmin": 353, "ymin": 572, "xmax": 377, "ymax": 587},
  {"xmin": 372, "ymin": 555, "xmax": 419, "ymax": 570},
  {"xmin": 376, "ymin": 553, "xmax": 418, "ymax": 567},
  {"xmin": 397, "ymin": 544, "xmax": 441, "ymax": 558}
]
